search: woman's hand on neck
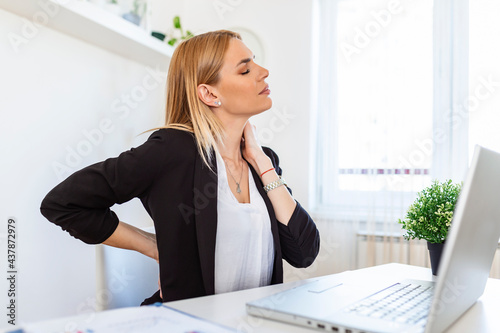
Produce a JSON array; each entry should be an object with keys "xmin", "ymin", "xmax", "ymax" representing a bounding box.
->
[{"xmin": 240, "ymin": 121, "xmax": 273, "ymax": 175}]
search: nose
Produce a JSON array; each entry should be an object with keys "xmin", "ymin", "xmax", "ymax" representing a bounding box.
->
[{"xmin": 258, "ymin": 64, "xmax": 269, "ymax": 81}]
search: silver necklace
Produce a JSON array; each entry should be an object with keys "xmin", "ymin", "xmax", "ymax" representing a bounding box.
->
[{"xmin": 223, "ymin": 158, "xmax": 243, "ymax": 194}]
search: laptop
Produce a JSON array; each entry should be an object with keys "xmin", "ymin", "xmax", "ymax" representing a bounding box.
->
[{"xmin": 247, "ymin": 145, "xmax": 500, "ymax": 333}]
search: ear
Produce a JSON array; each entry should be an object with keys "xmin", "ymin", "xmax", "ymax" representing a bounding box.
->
[{"xmin": 197, "ymin": 84, "xmax": 221, "ymax": 107}]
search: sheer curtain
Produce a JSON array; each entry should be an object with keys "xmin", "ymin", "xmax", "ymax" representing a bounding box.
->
[
  {"xmin": 469, "ymin": 0, "xmax": 500, "ymax": 278},
  {"xmin": 285, "ymin": 0, "xmax": 500, "ymax": 282}
]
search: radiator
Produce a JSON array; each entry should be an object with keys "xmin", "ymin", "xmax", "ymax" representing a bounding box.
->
[
  {"xmin": 356, "ymin": 232, "xmax": 500, "ymax": 278},
  {"xmin": 356, "ymin": 232, "xmax": 428, "ymax": 269}
]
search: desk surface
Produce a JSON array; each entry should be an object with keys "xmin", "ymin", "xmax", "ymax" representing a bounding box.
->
[
  {"xmin": 5, "ymin": 264, "xmax": 500, "ymax": 332},
  {"xmin": 167, "ymin": 263, "xmax": 500, "ymax": 332}
]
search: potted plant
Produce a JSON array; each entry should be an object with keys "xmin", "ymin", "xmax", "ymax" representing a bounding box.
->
[
  {"xmin": 399, "ymin": 179, "xmax": 462, "ymax": 275},
  {"xmin": 166, "ymin": 16, "xmax": 194, "ymax": 46}
]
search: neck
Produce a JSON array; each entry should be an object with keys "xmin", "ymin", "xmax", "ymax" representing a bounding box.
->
[{"xmin": 216, "ymin": 115, "xmax": 249, "ymax": 162}]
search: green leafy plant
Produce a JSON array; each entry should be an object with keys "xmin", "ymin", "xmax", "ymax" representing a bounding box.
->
[
  {"xmin": 167, "ymin": 16, "xmax": 194, "ymax": 46},
  {"xmin": 399, "ymin": 179, "xmax": 462, "ymax": 244}
]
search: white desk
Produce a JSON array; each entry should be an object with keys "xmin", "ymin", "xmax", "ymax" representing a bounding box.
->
[
  {"xmin": 167, "ymin": 263, "xmax": 500, "ymax": 332},
  {"xmin": 5, "ymin": 263, "xmax": 500, "ymax": 332}
]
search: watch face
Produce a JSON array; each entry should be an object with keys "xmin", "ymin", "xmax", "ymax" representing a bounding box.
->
[{"xmin": 230, "ymin": 27, "xmax": 266, "ymax": 66}]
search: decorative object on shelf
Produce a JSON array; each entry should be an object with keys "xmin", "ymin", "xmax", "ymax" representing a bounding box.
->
[
  {"xmin": 166, "ymin": 16, "xmax": 193, "ymax": 46},
  {"xmin": 151, "ymin": 31, "xmax": 165, "ymax": 41},
  {"xmin": 399, "ymin": 179, "xmax": 462, "ymax": 275},
  {"xmin": 122, "ymin": 0, "xmax": 147, "ymax": 26}
]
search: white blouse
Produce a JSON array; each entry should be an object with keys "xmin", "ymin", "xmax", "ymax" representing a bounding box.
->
[{"xmin": 214, "ymin": 152, "xmax": 275, "ymax": 294}]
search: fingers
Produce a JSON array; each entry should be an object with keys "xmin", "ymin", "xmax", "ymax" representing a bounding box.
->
[
  {"xmin": 158, "ymin": 276, "xmax": 163, "ymax": 299},
  {"xmin": 243, "ymin": 120, "xmax": 252, "ymax": 134},
  {"xmin": 157, "ymin": 260, "xmax": 162, "ymax": 299}
]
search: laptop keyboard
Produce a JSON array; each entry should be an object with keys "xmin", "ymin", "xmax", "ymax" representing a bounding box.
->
[{"xmin": 344, "ymin": 282, "xmax": 434, "ymax": 327}]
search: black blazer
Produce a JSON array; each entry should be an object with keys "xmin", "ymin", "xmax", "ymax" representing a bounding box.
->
[{"xmin": 40, "ymin": 128, "xmax": 320, "ymax": 304}]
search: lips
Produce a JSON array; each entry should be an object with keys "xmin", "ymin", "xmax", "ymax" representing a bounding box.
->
[{"xmin": 259, "ymin": 85, "xmax": 270, "ymax": 95}]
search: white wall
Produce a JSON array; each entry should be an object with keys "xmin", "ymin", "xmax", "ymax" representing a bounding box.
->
[{"xmin": 0, "ymin": 7, "xmax": 165, "ymax": 326}]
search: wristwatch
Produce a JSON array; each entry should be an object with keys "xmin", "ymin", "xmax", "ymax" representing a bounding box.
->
[{"xmin": 263, "ymin": 176, "xmax": 287, "ymax": 193}]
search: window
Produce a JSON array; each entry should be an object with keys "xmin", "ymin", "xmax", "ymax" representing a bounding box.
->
[{"xmin": 312, "ymin": 0, "xmax": 468, "ymax": 220}]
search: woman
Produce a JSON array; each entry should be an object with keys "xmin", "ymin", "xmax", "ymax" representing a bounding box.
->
[{"xmin": 40, "ymin": 30, "xmax": 320, "ymax": 305}]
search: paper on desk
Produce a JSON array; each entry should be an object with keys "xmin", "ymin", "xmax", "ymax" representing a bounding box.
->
[{"xmin": 17, "ymin": 304, "xmax": 236, "ymax": 333}]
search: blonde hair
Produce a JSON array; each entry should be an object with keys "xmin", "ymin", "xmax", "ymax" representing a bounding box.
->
[{"xmin": 155, "ymin": 30, "xmax": 241, "ymax": 169}]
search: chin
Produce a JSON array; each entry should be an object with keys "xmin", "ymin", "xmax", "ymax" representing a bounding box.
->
[{"xmin": 262, "ymin": 98, "xmax": 273, "ymax": 111}]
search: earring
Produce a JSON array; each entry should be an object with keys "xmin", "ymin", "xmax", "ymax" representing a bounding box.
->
[{"xmin": 214, "ymin": 101, "xmax": 221, "ymax": 106}]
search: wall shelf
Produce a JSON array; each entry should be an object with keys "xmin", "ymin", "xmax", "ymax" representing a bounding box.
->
[{"xmin": 0, "ymin": 0, "xmax": 173, "ymax": 68}]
